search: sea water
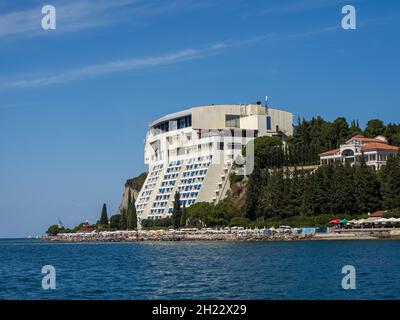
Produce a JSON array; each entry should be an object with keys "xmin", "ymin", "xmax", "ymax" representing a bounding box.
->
[{"xmin": 0, "ymin": 239, "xmax": 399, "ymax": 299}]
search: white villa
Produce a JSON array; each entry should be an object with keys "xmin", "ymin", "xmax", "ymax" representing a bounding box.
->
[{"xmin": 319, "ymin": 134, "xmax": 399, "ymax": 170}]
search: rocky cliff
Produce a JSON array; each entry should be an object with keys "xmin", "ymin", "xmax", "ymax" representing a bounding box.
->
[{"xmin": 118, "ymin": 172, "xmax": 147, "ymax": 213}]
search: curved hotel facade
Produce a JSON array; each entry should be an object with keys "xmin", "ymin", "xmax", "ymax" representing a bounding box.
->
[{"xmin": 135, "ymin": 102, "xmax": 293, "ymax": 223}]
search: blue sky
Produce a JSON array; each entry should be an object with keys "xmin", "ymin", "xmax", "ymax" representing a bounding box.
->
[{"xmin": 0, "ymin": 0, "xmax": 399, "ymax": 237}]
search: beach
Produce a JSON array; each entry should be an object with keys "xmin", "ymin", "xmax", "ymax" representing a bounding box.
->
[{"xmin": 42, "ymin": 227, "xmax": 400, "ymax": 242}]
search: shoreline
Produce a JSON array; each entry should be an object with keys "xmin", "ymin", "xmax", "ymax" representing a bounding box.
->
[{"xmin": 42, "ymin": 228, "xmax": 400, "ymax": 242}]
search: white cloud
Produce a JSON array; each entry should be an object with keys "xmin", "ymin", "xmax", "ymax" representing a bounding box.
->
[
  {"xmin": 0, "ymin": 0, "xmax": 213, "ymax": 39},
  {"xmin": 0, "ymin": 45, "xmax": 216, "ymax": 89},
  {"xmin": 0, "ymin": 26, "xmax": 342, "ymax": 91}
]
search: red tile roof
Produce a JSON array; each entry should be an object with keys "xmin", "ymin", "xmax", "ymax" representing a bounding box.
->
[
  {"xmin": 350, "ymin": 135, "xmax": 388, "ymax": 144},
  {"xmin": 319, "ymin": 148, "xmax": 340, "ymax": 156},
  {"xmin": 371, "ymin": 211, "xmax": 385, "ymax": 217},
  {"xmin": 361, "ymin": 142, "xmax": 399, "ymax": 151}
]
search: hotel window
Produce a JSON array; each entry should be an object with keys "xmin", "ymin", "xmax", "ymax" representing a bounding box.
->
[
  {"xmin": 177, "ymin": 147, "xmax": 185, "ymax": 156},
  {"xmin": 228, "ymin": 142, "xmax": 242, "ymax": 150},
  {"xmin": 217, "ymin": 142, "xmax": 224, "ymax": 150},
  {"xmin": 225, "ymin": 115, "xmax": 240, "ymax": 128},
  {"xmin": 177, "ymin": 115, "xmax": 192, "ymax": 129},
  {"xmin": 266, "ymin": 116, "xmax": 272, "ymax": 130}
]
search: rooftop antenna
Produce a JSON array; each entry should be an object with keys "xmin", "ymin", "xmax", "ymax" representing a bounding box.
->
[{"xmin": 264, "ymin": 96, "xmax": 269, "ymax": 115}]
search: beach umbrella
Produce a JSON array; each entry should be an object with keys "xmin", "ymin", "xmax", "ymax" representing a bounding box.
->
[
  {"xmin": 329, "ymin": 219, "xmax": 341, "ymax": 224},
  {"xmin": 340, "ymin": 219, "xmax": 349, "ymax": 224}
]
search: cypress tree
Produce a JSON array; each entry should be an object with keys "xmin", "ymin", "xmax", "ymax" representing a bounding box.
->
[
  {"xmin": 244, "ymin": 160, "xmax": 262, "ymax": 220},
  {"xmin": 287, "ymin": 167, "xmax": 302, "ymax": 217},
  {"xmin": 280, "ymin": 168, "xmax": 292, "ymax": 218},
  {"xmin": 259, "ymin": 169, "xmax": 284, "ymax": 219},
  {"xmin": 380, "ymin": 153, "xmax": 400, "ymax": 210},
  {"xmin": 331, "ymin": 163, "xmax": 355, "ymax": 214},
  {"xmin": 127, "ymin": 190, "xmax": 137, "ymax": 230},
  {"xmin": 311, "ymin": 164, "xmax": 335, "ymax": 214},
  {"xmin": 119, "ymin": 208, "xmax": 127, "ymax": 230},
  {"xmin": 172, "ymin": 191, "xmax": 182, "ymax": 229},
  {"xmin": 100, "ymin": 203, "xmax": 108, "ymax": 225},
  {"xmin": 354, "ymin": 155, "xmax": 381, "ymax": 214},
  {"xmin": 180, "ymin": 203, "xmax": 187, "ymax": 228},
  {"xmin": 300, "ymin": 172, "xmax": 316, "ymax": 216}
]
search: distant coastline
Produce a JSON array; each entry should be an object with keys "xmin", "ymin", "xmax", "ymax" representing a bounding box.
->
[{"xmin": 42, "ymin": 228, "xmax": 400, "ymax": 242}]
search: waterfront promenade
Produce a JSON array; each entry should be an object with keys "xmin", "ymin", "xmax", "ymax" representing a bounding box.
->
[
  {"xmin": 43, "ymin": 227, "xmax": 400, "ymax": 242},
  {"xmin": 44, "ymin": 228, "xmax": 311, "ymax": 242}
]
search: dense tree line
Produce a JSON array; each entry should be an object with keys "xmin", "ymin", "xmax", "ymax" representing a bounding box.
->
[
  {"xmin": 142, "ymin": 195, "xmax": 241, "ymax": 229},
  {"xmin": 292, "ymin": 116, "xmax": 400, "ymax": 150},
  {"xmin": 142, "ymin": 217, "xmax": 173, "ymax": 228},
  {"xmin": 243, "ymin": 154, "xmax": 400, "ymax": 221}
]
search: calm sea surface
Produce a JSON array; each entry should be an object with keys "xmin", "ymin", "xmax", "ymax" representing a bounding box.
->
[{"xmin": 0, "ymin": 239, "xmax": 399, "ymax": 300}]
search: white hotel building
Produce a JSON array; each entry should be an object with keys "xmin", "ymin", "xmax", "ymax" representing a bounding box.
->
[{"xmin": 135, "ymin": 102, "xmax": 293, "ymax": 222}]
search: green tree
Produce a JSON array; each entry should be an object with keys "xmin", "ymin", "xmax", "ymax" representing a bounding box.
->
[
  {"xmin": 311, "ymin": 164, "xmax": 334, "ymax": 215},
  {"xmin": 180, "ymin": 203, "xmax": 187, "ymax": 228},
  {"xmin": 172, "ymin": 191, "xmax": 182, "ymax": 229},
  {"xmin": 332, "ymin": 117, "xmax": 350, "ymax": 146},
  {"xmin": 46, "ymin": 224, "xmax": 64, "ymax": 236},
  {"xmin": 252, "ymin": 136, "xmax": 284, "ymax": 168},
  {"xmin": 384, "ymin": 123, "xmax": 400, "ymax": 146},
  {"xmin": 127, "ymin": 190, "xmax": 137, "ymax": 230},
  {"xmin": 244, "ymin": 160, "xmax": 264, "ymax": 220},
  {"xmin": 349, "ymin": 119, "xmax": 362, "ymax": 137},
  {"xmin": 364, "ymin": 119, "xmax": 385, "ymax": 137},
  {"xmin": 300, "ymin": 172, "xmax": 317, "ymax": 216},
  {"xmin": 331, "ymin": 163, "xmax": 355, "ymax": 214},
  {"xmin": 109, "ymin": 214, "xmax": 121, "ymax": 229},
  {"xmin": 380, "ymin": 153, "xmax": 400, "ymax": 210},
  {"xmin": 353, "ymin": 155, "xmax": 382, "ymax": 214},
  {"xmin": 186, "ymin": 202, "xmax": 213, "ymax": 227},
  {"xmin": 258, "ymin": 169, "xmax": 284, "ymax": 219},
  {"xmin": 209, "ymin": 200, "xmax": 240, "ymax": 227},
  {"xmin": 286, "ymin": 167, "xmax": 303, "ymax": 216},
  {"xmin": 142, "ymin": 217, "xmax": 173, "ymax": 228},
  {"xmin": 119, "ymin": 208, "xmax": 127, "ymax": 230},
  {"xmin": 99, "ymin": 203, "xmax": 109, "ymax": 225}
]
